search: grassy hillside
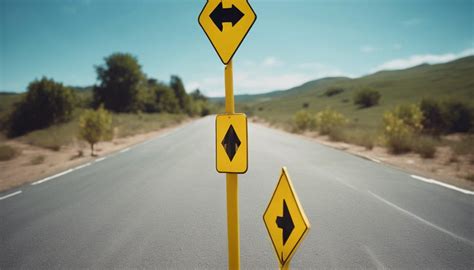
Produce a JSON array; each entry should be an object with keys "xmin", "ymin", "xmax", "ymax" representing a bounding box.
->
[{"xmin": 236, "ymin": 56, "xmax": 474, "ymax": 130}]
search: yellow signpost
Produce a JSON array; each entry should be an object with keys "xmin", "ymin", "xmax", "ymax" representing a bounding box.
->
[
  {"xmin": 198, "ymin": 0, "xmax": 257, "ymax": 64},
  {"xmin": 263, "ymin": 167, "xmax": 310, "ymax": 269},
  {"xmin": 199, "ymin": 1, "xmax": 256, "ymax": 269},
  {"xmin": 216, "ymin": 113, "xmax": 248, "ymax": 173}
]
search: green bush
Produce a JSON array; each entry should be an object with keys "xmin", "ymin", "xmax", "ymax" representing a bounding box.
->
[
  {"xmin": 8, "ymin": 77, "xmax": 76, "ymax": 137},
  {"xmin": 420, "ymin": 99, "xmax": 446, "ymax": 134},
  {"xmin": 315, "ymin": 108, "xmax": 348, "ymax": 135},
  {"xmin": 443, "ymin": 100, "xmax": 473, "ymax": 133},
  {"xmin": 353, "ymin": 89, "xmax": 381, "ymax": 108},
  {"xmin": 412, "ymin": 136, "xmax": 437, "ymax": 158},
  {"xmin": 0, "ymin": 144, "xmax": 20, "ymax": 161},
  {"xmin": 79, "ymin": 106, "xmax": 113, "ymax": 156},
  {"xmin": 324, "ymin": 87, "xmax": 344, "ymax": 97},
  {"xmin": 393, "ymin": 104, "xmax": 424, "ymax": 133},
  {"xmin": 420, "ymin": 99, "xmax": 473, "ymax": 134},
  {"xmin": 383, "ymin": 111, "xmax": 413, "ymax": 154},
  {"xmin": 293, "ymin": 110, "xmax": 315, "ymax": 132}
]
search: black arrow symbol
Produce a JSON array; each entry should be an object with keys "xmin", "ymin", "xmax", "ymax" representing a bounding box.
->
[
  {"xmin": 210, "ymin": 2, "xmax": 244, "ymax": 31},
  {"xmin": 222, "ymin": 124, "xmax": 241, "ymax": 161},
  {"xmin": 276, "ymin": 200, "xmax": 294, "ymax": 245}
]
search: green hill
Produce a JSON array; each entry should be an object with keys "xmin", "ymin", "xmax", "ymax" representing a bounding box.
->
[{"xmin": 235, "ymin": 56, "xmax": 474, "ymax": 130}]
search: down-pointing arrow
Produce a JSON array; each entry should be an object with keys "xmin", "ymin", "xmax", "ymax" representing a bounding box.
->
[
  {"xmin": 276, "ymin": 199, "xmax": 294, "ymax": 245},
  {"xmin": 210, "ymin": 2, "xmax": 244, "ymax": 31}
]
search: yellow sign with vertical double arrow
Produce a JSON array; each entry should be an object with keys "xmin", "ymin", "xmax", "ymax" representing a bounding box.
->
[
  {"xmin": 216, "ymin": 113, "xmax": 248, "ymax": 174},
  {"xmin": 199, "ymin": 0, "xmax": 257, "ymax": 64},
  {"xmin": 263, "ymin": 167, "xmax": 310, "ymax": 269}
]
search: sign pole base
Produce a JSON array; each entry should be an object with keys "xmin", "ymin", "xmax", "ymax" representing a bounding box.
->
[{"xmin": 226, "ymin": 173, "xmax": 240, "ymax": 270}]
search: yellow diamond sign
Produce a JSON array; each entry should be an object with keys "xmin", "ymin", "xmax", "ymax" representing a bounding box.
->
[
  {"xmin": 263, "ymin": 167, "xmax": 310, "ymax": 267},
  {"xmin": 216, "ymin": 113, "xmax": 248, "ymax": 173},
  {"xmin": 199, "ymin": 0, "xmax": 257, "ymax": 64}
]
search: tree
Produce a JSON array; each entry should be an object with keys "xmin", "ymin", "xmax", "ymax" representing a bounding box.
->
[
  {"xmin": 79, "ymin": 106, "xmax": 112, "ymax": 156},
  {"xmin": 93, "ymin": 53, "xmax": 145, "ymax": 112},
  {"xmin": 353, "ymin": 89, "xmax": 381, "ymax": 108},
  {"xmin": 190, "ymin": 89, "xmax": 207, "ymax": 101},
  {"xmin": 8, "ymin": 77, "xmax": 76, "ymax": 137},
  {"xmin": 170, "ymin": 75, "xmax": 192, "ymax": 114}
]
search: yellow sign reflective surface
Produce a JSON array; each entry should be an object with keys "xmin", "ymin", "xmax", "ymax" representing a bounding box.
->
[
  {"xmin": 199, "ymin": 0, "xmax": 256, "ymax": 64},
  {"xmin": 216, "ymin": 113, "xmax": 248, "ymax": 173},
  {"xmin": 263, "ymin": 167, "xmax": 310, "ymax": 267}
]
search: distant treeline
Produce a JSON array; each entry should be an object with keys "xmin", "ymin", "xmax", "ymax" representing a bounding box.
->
[{"xmin": 4, "ymin": 52, "xmax": 213, "ymax": 137}]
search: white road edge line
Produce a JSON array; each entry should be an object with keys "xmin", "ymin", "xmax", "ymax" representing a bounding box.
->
[
  {"xmin": 368, "ymin": 190, "xmax": 474, "ymax": 247},
  {"xmin": 119, "ymin": 147, "xmax": 131, "ymax": 153},
  {"xmin": 0, "ymin": 190, "xmax": 22, "ymax": 201},
  {"xmin": 410, "ymin": 175, "xmax": 474, "ymax": 195},
  {"xmin": 370, "ymin": 157, "xmax": 381, "ymax": 163},
  {"xmin": 94, "ymin": 157, "xmax": 106, "ymax": 162},
  {"xmin": 74, "ymin": 162, "xmax": 91, "ymax": 170},
  {"xmin": 31, "ymin": 169, "xmax": 74, "ymax": 185}
]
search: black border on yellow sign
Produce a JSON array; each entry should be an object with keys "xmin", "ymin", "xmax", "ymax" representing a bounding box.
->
[
  {"xmin": 198, "ymin": 0, "xmax": 257, "ymax": 65},
  {"xmin": 263, "ymin": 167, "xmax": 309, "ymax": 267},
  {"xmin": 215, "ymin": 113, "xmax": 248, "ymax": 174}
]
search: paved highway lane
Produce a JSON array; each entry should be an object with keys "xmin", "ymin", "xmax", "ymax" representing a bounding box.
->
[{"xmin": 1, "ymin": 116, "xmax": 473, "ymax": 269}]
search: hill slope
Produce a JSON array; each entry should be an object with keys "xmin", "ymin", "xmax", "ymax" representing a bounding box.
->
[{"xmin": 236, "ymin": 56, "xmax": 474, "ymax": 129}]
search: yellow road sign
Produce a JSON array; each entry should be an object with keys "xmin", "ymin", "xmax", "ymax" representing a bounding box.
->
[
  {"xmin": 199, "ymin": 0, "xmax": 257, "ymax": 64},
  {"xmin": 216, "ymin": 113, "xmax": 248, "ymax": 173},
  {"xmin": 263, "ymin": 167, "xmax": 310, "ymax": 268}
]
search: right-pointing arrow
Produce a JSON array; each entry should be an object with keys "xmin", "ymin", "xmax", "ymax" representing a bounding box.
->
[{"xmin": 276, "ymin": 199, "xmax": 294, "ymax": 245}]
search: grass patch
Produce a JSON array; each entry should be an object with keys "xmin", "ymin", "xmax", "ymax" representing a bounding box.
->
[
  {"xmin": 112, "ymin": 113, "xmax": 187, "ymax": 138},
  {"xmin": 30, "ymin": 155, "xmax": 45, "ymax": 165},
  {"xmin": 19, "ymin": 120, "xmax": 78, "ymax": 151},
  {"xmin": 15, "ymin": 111, "xmax": 188, "ymax": 150},
  {"xmin": 328, "ymin": 127, "xmax": 377, "ymax": 150},
  {"xmin": 0, "ymin": 144, "xmax": 20, "ymax": 161}
]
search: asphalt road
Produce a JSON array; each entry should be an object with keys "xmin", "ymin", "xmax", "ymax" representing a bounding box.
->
[{"xmin": 1, "ymin": 116, "xmax": 473, "ymax": 269}]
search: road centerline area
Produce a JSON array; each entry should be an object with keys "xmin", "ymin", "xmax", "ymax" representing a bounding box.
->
[{"xmin": 368, "ymin": 190, "xmax": 474, "ymax": 247}]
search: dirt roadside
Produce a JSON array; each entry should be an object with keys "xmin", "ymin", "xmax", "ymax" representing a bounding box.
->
[
  {"xmin": 251, "ymin": 118, "xmax": 474, "ymax": 192},
  {"xmin": 0, "ymin": 120, "xmax": 192, "ymax": 192}
]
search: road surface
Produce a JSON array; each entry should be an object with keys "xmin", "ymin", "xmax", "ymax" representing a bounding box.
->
[{"xmin": 1, "ymin": 116, "xmax": 473, "ymax": 269}]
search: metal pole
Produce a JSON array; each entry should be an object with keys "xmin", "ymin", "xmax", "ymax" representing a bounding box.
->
[{"xmin": 225, "ymin": 60, "xmax": 240, "ymax": 270}]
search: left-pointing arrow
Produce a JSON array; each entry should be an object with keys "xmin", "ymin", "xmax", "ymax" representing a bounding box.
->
[
  {"xmin": 276, "ymin": 199, "xmax": 294, "ymax": 245},
  {"xmin": 210, "ymin": 2, "xmax": 244, "ymax": 31}
]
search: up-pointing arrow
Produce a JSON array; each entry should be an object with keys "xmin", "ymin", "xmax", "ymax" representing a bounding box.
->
[
  {"xmin": 210, "ymin": 2, "xmax": 244, "ymax": 31},
  {"xmin": 276, "ymin": 199, "xmax": 294, "ymax": 245}
]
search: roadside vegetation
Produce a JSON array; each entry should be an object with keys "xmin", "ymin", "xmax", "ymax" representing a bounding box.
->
[
  {"xmin": 236, "ymin": 57, "xmax": 474, "ymax": 182},
  {"xmin": 0, "ymin": 52, "xmax": 216, "ymax": 161}
]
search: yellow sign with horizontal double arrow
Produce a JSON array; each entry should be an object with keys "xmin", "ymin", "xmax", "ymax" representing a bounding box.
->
[
  {"xmin": 216, "ymin": 113, "xmax": 248, "ymax": 173},
  {"xmin": 199, "ymin": 0, "xmax": 257, "ymax": 64},
  {"xmin": 263, "ymin": 167, "xmax": 310, "ymax": 268}
]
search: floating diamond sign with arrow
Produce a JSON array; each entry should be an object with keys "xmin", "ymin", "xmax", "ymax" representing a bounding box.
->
[
  {"xmin": 215, "ymin": 114, "xmax": 248, "ymax": 173},
  {"xmin": 199, "ymin": 0, "xmax": 256, "ymax": 64},
  {"xmin": 263, "ymin": 167, "xmax": 310, "ymax": 268}
]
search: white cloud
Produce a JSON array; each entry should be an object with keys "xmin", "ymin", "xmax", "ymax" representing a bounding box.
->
[
  {"xmin": 187, "ymin": 57, "xmax": 350, "ymax": 97},
  {"xmin": 372, "ymin": 48, "xmax": 474, "ymax": 72},
  {"xmin": 261, "ymin": 56, "xmax": 284, "ymax": 68},
  {"xmin": 361, "ymin": 45, "xmax": 378, "ymax": 53}
]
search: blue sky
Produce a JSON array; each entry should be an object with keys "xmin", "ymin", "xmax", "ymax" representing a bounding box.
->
[{"xmin": 1, "ymin": 0, "xmax": 473, "ymax": 96}]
